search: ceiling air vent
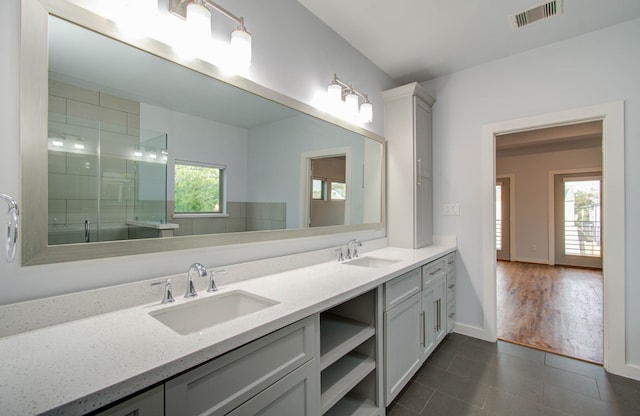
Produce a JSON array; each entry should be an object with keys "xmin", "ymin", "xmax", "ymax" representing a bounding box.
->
[{"xmin": 510, "ymin": 0, "xmax": 562, "ymax": 30}]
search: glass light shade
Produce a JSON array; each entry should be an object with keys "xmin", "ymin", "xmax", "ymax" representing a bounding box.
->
[
  {"xmin": 327, "ymin": 83, "xmax": 342, "ymax": 103},
  {"xmin": 231, "ymin": 28, "xmax": 252, "ymax": 68},
  {"xmin": 360, "ymin": 102, "xmax": 373, "ymax": 123},
  {"xmin": 187, "ymin": 3, "xmax": 211, "ymax": 38},
  {"xmin": 345, "ymin": 92, "xmax": 359, "ymax": 116}
]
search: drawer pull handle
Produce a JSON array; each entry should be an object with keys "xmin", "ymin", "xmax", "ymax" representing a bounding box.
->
[
  {"xmin": 420, "ymin": 312, "xmax": 425, "ymax": 347},
  {"xmin": 449, "ymin": 312, "xmax": 456, "ymax": 318},
  {"xmin": 429, "ymin": 267, "xmax": 442, "ymax": 276}
]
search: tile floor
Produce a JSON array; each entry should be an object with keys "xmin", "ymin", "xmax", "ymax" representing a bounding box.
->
[{"xmin": 386, "ymin": 334, "xmax": 640, "ymax": 416}]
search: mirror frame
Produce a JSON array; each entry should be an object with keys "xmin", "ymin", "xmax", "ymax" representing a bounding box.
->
[{"xmin": 20, "ymin": 0, "xmax": 385, "ymax": 266}]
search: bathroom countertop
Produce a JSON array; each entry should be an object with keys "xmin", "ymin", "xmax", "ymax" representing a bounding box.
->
[{"xmin": 0, "ymin": 244, "xmax": 455, "ymax": 415}]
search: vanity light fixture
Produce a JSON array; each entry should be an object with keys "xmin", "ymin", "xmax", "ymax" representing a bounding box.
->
[
  {"xmin": 326, "ymin": 74, "xmax": 373, "ymax": 124},
  {"xmin": 169, "ymin": 0, "xmax": 252, "ymax": 68}
]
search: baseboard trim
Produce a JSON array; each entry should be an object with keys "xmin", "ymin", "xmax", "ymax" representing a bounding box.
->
[
  {"xmin": 512, "ymin": 257, "xmax": 549, "ymax": 265},
  {"xmin": 453, "ymin": 323, "xmax": 495, "ymax": 343}
]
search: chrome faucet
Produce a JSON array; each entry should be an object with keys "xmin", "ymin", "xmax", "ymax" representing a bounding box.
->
[
  {"xmin": 185, "ymin": 263, "xmax": 208, "ymax": 298},
  {"xmin": 346, "ymin": 239, "xmax": 362, "ymax": 259}
]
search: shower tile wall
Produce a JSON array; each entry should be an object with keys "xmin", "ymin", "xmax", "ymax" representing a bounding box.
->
[
  {"xmin": 168, "ymin": 201, "xmax": 286, "ymax": 236},
  {"xmin": 48, "ymin": 80, "xmax": 139, "ymax": 244}
]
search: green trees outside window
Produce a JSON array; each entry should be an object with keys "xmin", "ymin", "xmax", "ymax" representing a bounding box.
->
[{"xmin": 175, "ymin": 162, "xmax": 224, "ymax": 213}]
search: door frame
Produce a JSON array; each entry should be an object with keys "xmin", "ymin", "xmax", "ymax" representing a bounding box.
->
[
  {"xmin": 496, "ymin": 174, "xmax": 515, "ymax": 261},
  {"xmin": 548, "ymin": 167, "xmax": 602, "ymax": 266},
  {"xmin": 299, "ymin": 147, "xmax": 352, "ymax": 228},
  {"xmin": 480, "ymin": 101, "xmax": 632, "ymax": 378}
]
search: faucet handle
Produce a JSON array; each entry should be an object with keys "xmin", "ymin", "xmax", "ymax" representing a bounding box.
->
[
  {"xmin": 152, "ymin": 278, "xmax": 175, "ymax": 304},
  {"xmin": 207, "ymin": 269, "xmax": 225, "ymax": 293},
  {"xmin": 335, "ymin": 248, "xmax": 344, "ymax": 262}
]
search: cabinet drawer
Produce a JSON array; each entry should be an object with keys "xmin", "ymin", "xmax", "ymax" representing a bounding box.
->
[
  {"xmin": 446, "ymin": 272, "xmax": 456, "ymax": 303},
  {"xmin": 444, "ymin": 253, "xmax": 455, "ymax": 273},
  {"xmin": 226, "ymin": 360, "xmax": 317, "ymax": 416},
  {"xmin": 165, "ymin": 315, "xmax": 317, "ymax": 416},
  {"xmin": 384, "ymin": 268, "xmax": 421, "ymax": 310},
  {"xmin": 422, "ymin": 259, "xmax": 445, "ymax": 287}
]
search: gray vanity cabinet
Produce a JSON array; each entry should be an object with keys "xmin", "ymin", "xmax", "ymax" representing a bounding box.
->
[
  {"xmin": 384, "ymin": 254, "xmax": 456, "ymax": 405},
  {"xmin": 164, "ymin": 315, "xmax": 318, "ymax": 416},
  {"xmin": 383, "ymin": 268, "xmax": 423, "ymax": 405}
]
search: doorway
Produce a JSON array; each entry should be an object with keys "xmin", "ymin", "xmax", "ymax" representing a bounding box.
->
[
  {"xmin": 480, "ymin": 102, "xmax": 627, "ymax": 376},
  {"xmin": 494, "ymin": 122, "xmax": 603, "ymax": 363}
]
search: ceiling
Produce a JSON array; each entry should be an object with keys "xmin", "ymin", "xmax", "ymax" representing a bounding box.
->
[{"xmin": 298, "ymin": 0, "xmax": 640, "ymax": 84}]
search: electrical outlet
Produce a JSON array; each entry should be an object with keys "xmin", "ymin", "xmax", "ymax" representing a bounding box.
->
[{"xmin": 531, "ymin": 244, "xmax": 537, "ymax": 252}]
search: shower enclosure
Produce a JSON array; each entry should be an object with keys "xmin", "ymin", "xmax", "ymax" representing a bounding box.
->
[{"xmin": 48, "ymin": 107, "xmax": 168, "ymax": 245}]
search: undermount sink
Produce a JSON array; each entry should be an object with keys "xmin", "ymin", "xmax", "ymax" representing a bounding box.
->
[
  {"xmin": 342, "ymin": 256, "xmax": 401, "ymax": 268},
  {"xmin": 149, "ymin": 290, "xmax": 279, "ymax": 335}
]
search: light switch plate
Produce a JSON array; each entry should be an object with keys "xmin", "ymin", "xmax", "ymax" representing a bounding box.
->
[{"xmin": 443, "ymin": 203, "xmax": 460, "ymax": 215}]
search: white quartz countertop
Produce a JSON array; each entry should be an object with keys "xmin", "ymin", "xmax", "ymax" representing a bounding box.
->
[{"xmin": 0, "ymin": 244, "xmax": 455, "ymax": 415}]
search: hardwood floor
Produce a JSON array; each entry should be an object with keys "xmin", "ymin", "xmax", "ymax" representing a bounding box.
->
[{"xmin": 497, "ymin": 261, "xmax": 603, "ymax": 364}]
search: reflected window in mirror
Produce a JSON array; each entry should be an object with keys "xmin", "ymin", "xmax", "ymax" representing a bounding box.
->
[
  {"xmin": 330, "ymin": 182, "xmax": 346, "ymax": 201},
  {"xmin": 312, "ymin": 178, "xmax": 326, "ymax": 200},
  {"xmin": 174, "ymin": 161, "xmax": 226, "ymax": 215}
]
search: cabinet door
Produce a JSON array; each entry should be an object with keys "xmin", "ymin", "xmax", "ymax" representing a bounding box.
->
[
  {"xmin": 226, "ymin": 360, "xmax": 318, "ymax": 416},
  {"xmin": 95, "ymin": 385, "xmax": 163, "ymax": 416},
  {"xmin": 421, "ymin": 285, "xmax": 436, "ymax": 359},
  {"xmin": 384, "ymin": 293, "xmax": 422, "ymax": 405},
  {"xmin": 434, "ymin": 277, "xmax": 447, "ymax": 344},
  {"xmin": 414, "ymin": 96, "xmax": 433, "ymax": 248}
]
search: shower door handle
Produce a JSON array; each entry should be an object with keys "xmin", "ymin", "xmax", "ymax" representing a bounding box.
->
[{"xmin": 84, "ymin": 219, "xmax": 90, "ymax": 243}]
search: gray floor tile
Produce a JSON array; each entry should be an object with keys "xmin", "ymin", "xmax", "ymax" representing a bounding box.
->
[
  {"xmin": 498, "ymin": 340, "xmax": 546, "ymax": 364},
  {"xmin": 387, "ymin": 402, "xmax": 420, "ymax": 416},
  {"xmin": 484, "ymin": 387, "xmax": 541, "ymax": 416},
  {"xmin": 421, "ymin": 391, "xmax": 495, "ymax": 416},
  {"xmin": 596, "ymin": 373, "xmax": 640, "ymax": 412},
  {"xmin": 414, "ymin": 364, "xmax": 491, "ymax": 407},
  {"xmin": 542, "ymin": 365, "xmax": 600, "ymax": 400},
  {"xmin": 387, "ymin": 335, "xmax": 640, "ymax": 416},
  {"xmin": 425, "ymin": 346, "xmax": 456, "ymax": 370},
  {"xmin": 394, "ymin": 381, "xmax": 434, "ymax": 414},
  {"xmin": 544, "ymin": 352, "xmax": 606, "ymax": 379},
  {"xmin": 543, "ymin": 383, "xmax": 635, "ymax": 416},
  {"xmin": 448, "ymin": 355, "xmax": 544, "ymax": 402}
]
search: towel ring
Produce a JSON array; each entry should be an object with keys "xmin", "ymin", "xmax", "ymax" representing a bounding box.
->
[{"xmin": 0, "ymin": 193, "xmax": 19, "ymax": 263}]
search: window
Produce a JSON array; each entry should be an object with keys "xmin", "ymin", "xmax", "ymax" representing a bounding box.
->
[
  {"xmin": 174, "ymin": 161, "xmax": 225, "ymax": 215},
  {"xmin": 563, "ymin": 178, "xmax": 601, "ymax": 257},
  {"xmin": 312, "ymin": 178, "xmax": 326, "ymax": 200},
  {"xmin": 330, "ymin": 181, "xmax": 346, "ymax": 200}
]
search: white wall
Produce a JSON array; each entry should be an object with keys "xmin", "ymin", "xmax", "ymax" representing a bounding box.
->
[
  {"xmin": 247, "ymin": 115, "xmax": 366, "ymax": 228},
  {"xmin": 141, "ymin": 103, "xmax": 249, "ymax": 202},
  {"xmin": 0, "ymin": 0, "xmax": 394, "ymax": 305},
  {"xmin": 497, "ymin": 146, "xmax": 602, "ymax": 263},
  {"xmin": 424, "ymin": 18, "xmax": 640, "ymax": 365}
]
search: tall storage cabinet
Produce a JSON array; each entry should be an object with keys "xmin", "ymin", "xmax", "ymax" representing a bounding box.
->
[{"xmin": 383, "ymin": 83, "xmax": 435, "ymax": 249}]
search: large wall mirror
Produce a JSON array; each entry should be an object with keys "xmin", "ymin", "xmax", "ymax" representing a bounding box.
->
[{"xmin": 21, "ymin": 0, "xmax": 385, "ymax": 265}]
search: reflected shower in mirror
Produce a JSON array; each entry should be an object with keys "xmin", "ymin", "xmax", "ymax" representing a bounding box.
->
[{"xmin": 45, "ymin": 15, "xmax": 382, "ymax": 245}]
